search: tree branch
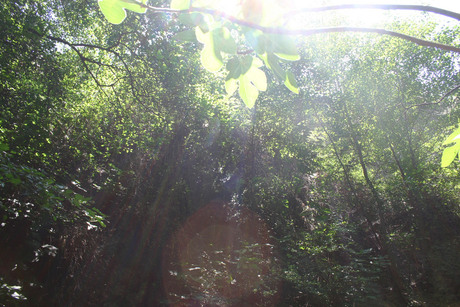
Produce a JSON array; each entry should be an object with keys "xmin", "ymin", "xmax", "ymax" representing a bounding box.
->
[
  {"xmin": 286, "ymin": 27, "xmax": 460, "ymax": 54},
  {"xmin": 137, "ymin": 3, "xmax": 460, "ymax": 54},
  {"xmin": 285, "ymin": 4, "xmax": 460, "ymax": 21},
  {"xmin": 28, "ymin": 29, "xmax": 106, "ymax": 88},
  {"xmin": 406, "ymin": 83, "xmax": 460, "ymax": 110}
]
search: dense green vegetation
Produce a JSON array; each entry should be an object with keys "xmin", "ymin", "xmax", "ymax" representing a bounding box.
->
[{"xmin": 1, "ymin": 0, "xmax": 460, "ymax": 306}]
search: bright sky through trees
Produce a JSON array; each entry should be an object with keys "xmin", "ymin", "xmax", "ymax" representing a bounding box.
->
[
  {"xmin": 286, "ymin": 0, "xmax": 460, "ymax": 27},
  {"xmin": 2, "ymin": 0, "xmax": 460, "ymax": 305},
  {"xmin": 207, "ymin": 0, "xmax": 460, "ymax": 28}
]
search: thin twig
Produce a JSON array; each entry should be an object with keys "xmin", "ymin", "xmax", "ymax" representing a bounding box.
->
[
  {"xmin": 406, "ymin": 83, "xmax": 460, "ymax": 110},
  {"xmin": 287, "ymin": 27, "xmax": 460, "ymax": 54}
]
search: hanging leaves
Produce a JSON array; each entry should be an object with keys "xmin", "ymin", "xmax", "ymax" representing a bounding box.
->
[
  {"xmin": 261, "ymin": 52, "xmax": 299, "ymax": 94},
  {"xmin": 268, "ymin": 34, "xmax": 301, "ymax": 61},
  {"xmin": 196, "ymin": 27, "xmax": 223, "ymax": 72},
  {"xmin": 224, "ymin": 56, "xmax": 267, "ymax": 108},
  {"xmin": 238, "ymin": 74, "xmax": 259, "ymax": 108},
  {"xmin": 284, "ymin": 71, "xmax": 299, "ymax": 94},
  {"xmin": 98, "ymin": 0, "xmax": 300, "ymax": 107}
]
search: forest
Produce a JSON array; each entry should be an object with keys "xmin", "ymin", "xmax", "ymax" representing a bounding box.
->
[{"xmin": 1, "ymin": 0, "xmax": 460, "ymax": 306}]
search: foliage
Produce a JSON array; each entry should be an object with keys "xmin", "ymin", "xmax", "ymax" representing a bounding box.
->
[
  {"xmin": 442, "ymin": 125, "xmax": 460, "ymax": 167},
  {"xmin": 98, "ymin": 0, "xmax": 300, "ymax": 108},
  {"xmin": 96, "ymin": 0, "xmax": 460, "ymax": 169},
  {"xmin": 98, "ymin": 0, "xmax": 148, "ymax": 24},
  {"xmin": 1, "ymin": 0, "xmax": 460, "ymax": 306}
]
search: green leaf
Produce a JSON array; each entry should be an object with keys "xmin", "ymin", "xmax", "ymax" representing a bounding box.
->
[
  {"xmin": 201, "ymin": 43, "xmax": 223, "ymax": 72},
  {"xmin": 226, "ymin": 57, "xmax": 242, "ymax": 80},
  {"xmin": 213, "ymin": 27, "xmax": 237, "ymax": 55},
  {"xmin": 442, "ymin": 126, "xmax": 460, "ymax": 167},
  {"xmin": 178, "ymin": 12, "xmax": 205, "ymax": 26},
  {"xmin": 269, "ymin": 34, "xmax": 300, "ymax": 61},
  {"xmin": 120, "ymin": 0, "xmax": 147, "ymax": 13},
  {"xmin": 240, "ymin": 55, "xmax": 253, "ymax": 75},
  {"xmin": 244, "ymin": 31, "xmax": 266, "ymax": 55},
  {"xmin": 98, "ymin": 0, "xmax": 147, "ymax": 24},
  {"xmin": 239, "ymin": 75, "xmax": 259, "ymax": 108},
  {"xmin": 252, "ymin": 57, "xmax": 263, "ymax": 68},
  {"xmin": 198, "ymin": 22, "xmax": 210, "ymax": 33},
  {"xmin": 284, "ymin": 71, "xmax": 299, "ymax": 94},
  {"xmin": 226, "ymin": 56, "xmax": 265, "ymax": 98},
  {"xmin": 265, "ymin": 53, "xmax": 285, "ymax": 81},
  {"xmin": 225, "ymin": 78, "xmax": 238, "ymax": 96},
  {"xmin": 195, "ymin": 26, "xmax": 209, "ymax": 44},
  {"xmin": 173, "ymin": 29, "xmax": 197, "ymax": 42},
  {"xmin": 246, "ymin": 67, "xmax": 267, "ymax": 91},
  {"xmin": 443, "ymin": 126, "xmax": 460, "ymax": 145},
  {"xmin": 441, "ymin": 142, "xmax": 460, "ymax": 167},
  {"xmin": 170, "ymin": 0, "xmax": 190, "ymax": 10},
  {"xmin": 261, "ymin": 53, "xmax": 298, "ymax": 93},
  {"xmin": 99, "ymin": 0, "xmax": 127, "ymax": 24},
  {"xmin": 196, "ymin": 27, "xmax": 223, "ymax": 72}
]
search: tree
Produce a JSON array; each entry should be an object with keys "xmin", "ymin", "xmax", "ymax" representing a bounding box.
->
[
  {"xmin": 2, "ymin": 0, "xmax": 460, "ymax": 305},
  {"xmin": 97, "ymin": 0, "xmax": 460, "ymax": 167}
]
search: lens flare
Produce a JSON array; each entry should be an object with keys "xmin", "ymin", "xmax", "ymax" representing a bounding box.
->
[{"xmin": 162, "ymin": 201, "xmax": 280, "ymax": 306}]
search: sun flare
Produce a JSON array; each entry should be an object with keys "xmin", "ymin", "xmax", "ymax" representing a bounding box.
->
[{"xmin": 197, "ymin": 0, "xmax": 460, "ymax": 29}]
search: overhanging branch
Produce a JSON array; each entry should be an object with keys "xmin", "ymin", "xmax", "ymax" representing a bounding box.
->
[
  {"xmin": 406, "ymin": 83, "xmax": 460, "ymax": 110},
  {"xmin": 285, "ymin": 4, "xmax": 460, "ymax": 21},
  {"xmin": 138, "ymin": 3, "xmax": 460, "ymax": 54},
  {"xmin": 286, "ymin": 27, "xmax": 460, "ymax": 54}
]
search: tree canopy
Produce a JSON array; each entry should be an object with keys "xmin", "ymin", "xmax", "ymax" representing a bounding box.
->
[{"xmin": 1, "ymin": 0, "xmax": 460, "ymax": 306}]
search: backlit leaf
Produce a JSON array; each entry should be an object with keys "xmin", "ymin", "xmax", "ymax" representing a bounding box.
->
[
  {"xmin": 226, "ymin": 57, "xmax": 242, "ymax": 80},
  {"xmin": 239, "ymin": 75, "xmax": 258, "ymax": 108},
  {"xmin": 441, "ymin": 142, "xmax": 460, "ymax": 167},
  {"xmin": 201, "ymin": 43, "xmax": 223, "ymax": 72},
  {"xmin": 196, "ymin": 27, "xmax": 223, "ymax": 72},
  {"xmin": 213, "ymin": 27, "xmax": 237, "ymax": 54},
  {"xmin": 173, "ymin": 29, "xmax": 197, "ymax": 42},
  {"xmin": 170, "ymin": 0, "xmax": 190, "ymax": 10},
  {"xmin": 195, "ymin": 26, "xmax": 209, "ymax": 44},
  {"xmin": 265, "ymin": 53, "xmax": 285, "ymax": 81},
  {"xmin": 98, "ymin": 0, "xmax": 147, "ymax": 24},
  {"xmin": 443, "ymin": 126, "xmax": 460, "ymax": 145},
  {"xmin": 269, "ymin": 34, "xmax": 300, "ymax": 61},
  {"xmin": 240, "ymin": 55, "xmax": 253, "ymax": 75},
  {"xmin": 246, "ymin": 67, "xmax": 267, "ymax": 91},
  {"xmin": 178, "ymin": 12, "xmax": 205, "ymax": 26},
  {"xmin": 245, "ymin": 30, "xmax": 266, "ymax": 55},
  {"xmin": 284, "ymin": 71, "xmax": 299, "ymax": 94},
  {"xmin": 120, "ymin": 0, "xmax": 147, "ymax": 13},
  {"xmin": 442, "ymin": 126, "xmax": 460, "ymax": 167},
  {"xmin": 225, "ymin": 78, "xmax": 238, "ymax": 96}
]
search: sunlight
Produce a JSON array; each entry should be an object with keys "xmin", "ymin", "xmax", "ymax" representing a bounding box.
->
[
  {"xmin": 284, "ymin": 0, "xmax": 460, "ymax": 28},
  {"xmin": 194, "ymin": 0, "xmax": 242, "ymax": 17},
  {"xmin": 213, "ymin": 0, "xmax": 241, "ymax": 16},
  {"xmin": 177, "ymin": 0, "xmax": 460, "ymax": 28},
  {"xmin": 162, "ymin": 201, "xmax": 280, "ymax": 306},
  {"xmin": 200, "ymin": 0, "xmax": 460, "ymax": 29},
  {"xmin": 196, "ymin": 0, "xmax": 286, "ymax": 25}
]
